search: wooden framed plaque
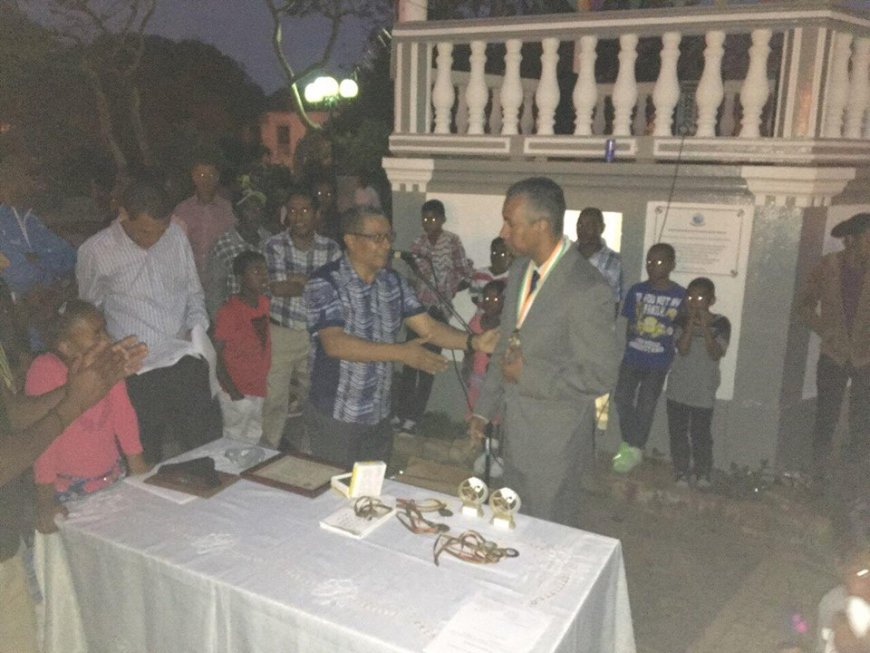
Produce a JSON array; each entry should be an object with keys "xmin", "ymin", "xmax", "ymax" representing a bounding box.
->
[
  {"xmin": 145, "ymin": 470, "xmax": 238, "ymax": 499},
  {"xmin": 241, "ymin": 452, "xmax": 346, "ymax": 497}
]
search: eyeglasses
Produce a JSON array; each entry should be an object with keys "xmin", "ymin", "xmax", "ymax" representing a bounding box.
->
[{"xmin": 348, "ymin": 231, "xmax": 395, "ymax": 244}]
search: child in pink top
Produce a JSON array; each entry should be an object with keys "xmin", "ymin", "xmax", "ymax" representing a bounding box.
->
[
  {"xmin": 463, "ymin": 280, "xmax": 505, "ymax": 419},
  {"xmin": 27, "ymin": 300, "xmax": 147, "ymax": 533}
]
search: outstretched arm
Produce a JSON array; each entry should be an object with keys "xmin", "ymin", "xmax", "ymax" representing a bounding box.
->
[
  {"xmin": 0, "ymin": 338, "xmax": 147, "ymax": 486},
  {"xmin": 404, "ymin": 312, "xmax": 498, "ymax": 354},
  {"xmin": 317, "ymin": 327, "xmax": 449, "ymax": 375}
]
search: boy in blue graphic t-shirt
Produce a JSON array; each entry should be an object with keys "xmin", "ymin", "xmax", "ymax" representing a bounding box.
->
[{"xmin": 612, "ymin": 243, "xmax": 685, "ymax": 474}]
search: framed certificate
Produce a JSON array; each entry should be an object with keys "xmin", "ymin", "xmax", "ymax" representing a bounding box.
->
[{"xmin": 241, "ymin": 453, "xmax": 346, "ymax": 497}]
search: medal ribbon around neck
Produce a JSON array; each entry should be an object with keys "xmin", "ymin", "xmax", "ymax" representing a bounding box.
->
[{"xmin": 515, "ymin": 238, "xmax": 569, "ymax": 330}]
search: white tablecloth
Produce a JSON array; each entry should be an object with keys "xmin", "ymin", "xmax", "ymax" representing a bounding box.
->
[{"xmin": 54, "ymin": 439, "xmax": 635, "ymax": 653}]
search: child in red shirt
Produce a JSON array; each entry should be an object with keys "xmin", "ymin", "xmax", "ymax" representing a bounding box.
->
[
  {"xmin": 27, "ymin": 300, "xmax": 147, "ymax": 534},
  {"xmin": 214, "ymin": 251, "xmax": 271, "ymax": 443}
]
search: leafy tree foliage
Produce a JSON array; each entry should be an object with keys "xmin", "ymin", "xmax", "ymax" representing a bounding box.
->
[{"xmin": 0, "ymin": 4, "xmax": 266, "ymax": 204}]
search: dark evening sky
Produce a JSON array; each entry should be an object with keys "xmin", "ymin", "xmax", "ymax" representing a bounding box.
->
[{"xmin": 147, "ymin": 2, "xmax": 383, "ymax": 94}]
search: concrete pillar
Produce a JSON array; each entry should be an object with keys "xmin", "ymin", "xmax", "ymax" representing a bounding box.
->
[{"xmin": 731, "ymin": 166, "xmax": 856, "ymax": 469}]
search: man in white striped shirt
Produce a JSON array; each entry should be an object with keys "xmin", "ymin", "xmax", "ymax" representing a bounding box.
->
[{"xmin": 77, "ymin": 177, "xmax": 220, "ymax": 463}]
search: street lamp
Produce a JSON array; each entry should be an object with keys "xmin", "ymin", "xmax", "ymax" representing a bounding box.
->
[{"xmin": 304, "ymin": 76, "xmax": 359, "ymax": 105}]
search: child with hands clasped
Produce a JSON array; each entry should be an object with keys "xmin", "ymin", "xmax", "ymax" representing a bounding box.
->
[
  {"xmin": 463, "ymin": 279, "xmax": 505, "ymax": 418},
  {"xmin": 213, "ymin": 251, "xmax": 271, "ymax": 443},
  {"xmin": 26, "ymin": 300, "xmax": 148, "ymax": 533},
  {"xmin": 665, "ymin": 277, "xmax": 730, "ymax": 488}
]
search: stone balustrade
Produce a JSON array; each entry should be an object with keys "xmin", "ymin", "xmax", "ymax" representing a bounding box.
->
[{"xmin": 390, "ymin": 1, "xmax": 870, "ymax": 164}]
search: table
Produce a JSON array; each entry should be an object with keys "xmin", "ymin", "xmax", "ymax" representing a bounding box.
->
[{"xmin": 51, "ymin": 439, "xmax": 635, "ymax": 653}]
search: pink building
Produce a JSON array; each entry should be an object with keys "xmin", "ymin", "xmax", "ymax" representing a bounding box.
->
[{"xmin": 259, "ymin": 110, "xmax": 327, "ymax": 169}]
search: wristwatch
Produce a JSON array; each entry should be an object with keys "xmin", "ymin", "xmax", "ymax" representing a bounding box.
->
[{"xmin": 465, "ymin": 332, "xmax": 474, "ymax": 354}]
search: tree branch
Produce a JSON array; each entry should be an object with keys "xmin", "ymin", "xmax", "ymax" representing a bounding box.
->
[{"xmin": 264, "ymin": 0, "xmax": 322, "ymax": 130}]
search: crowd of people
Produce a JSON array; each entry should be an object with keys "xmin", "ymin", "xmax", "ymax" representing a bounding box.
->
[{"xmin": 0, "ymin": 161, "xmax": 867, "ymax": 652}]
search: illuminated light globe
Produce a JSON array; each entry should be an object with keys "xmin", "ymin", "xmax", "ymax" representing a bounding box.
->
[
  {"xmin": 317, "ymin": 76, "xmax": 339, "ymax": 97},
  {"xmin": 304, "ymin": 82, "xmax": 324, "ymax": 103},
  {"xmin": 339, "ymin": 79, "xmax": 359, "ymax": 99},
  {"xmin": 304, "ymin": 75, "xmax": 359, "ymax": 107}
]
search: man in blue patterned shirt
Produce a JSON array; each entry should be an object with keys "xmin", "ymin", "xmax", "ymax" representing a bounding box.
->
[
  {"xmin": 305, "ymin": 207, "xmax": 497, "ymax": 468},
  {"xmin": 263, "ymin": 187, "xmax": 341, "ymax": 448},
  {"xmin": 576, "ymin": 207, "xmax": 623, "ymax": 318}
]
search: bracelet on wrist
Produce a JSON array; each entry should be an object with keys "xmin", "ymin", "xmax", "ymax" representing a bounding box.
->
[{"xmin": 465, "ymin": 332, "xmax": 474, "ymax": 354}]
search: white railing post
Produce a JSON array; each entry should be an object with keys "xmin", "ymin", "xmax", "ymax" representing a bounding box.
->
[
  {"xmin": 500, "ymin": 39, "xmax": 523, "ymax": 135},
  {"xmin": 845, "ymin": 37, "xmax": 870, "ymax": 139},
  {"xmin": 823, "ymin": 32, "xmax": 853, "ymax": 138},
  {"xmin": 573, "ymin": 36, "xmax": 598, "ymax": 136},
  {"xmin": 739, "ymin": 29, "xmax": 772, "ymax": 138},
  {"xmin": 466, "ymin": 40, "xmax": 488, "ymax": 135},
  {"xmin": 432, "ymin": 42, "xmax": 455, "ymax": 134},
  {"xmin": 652, "ymin": 31, "xmax": 681, "ymax": 137},
  {"xmin": 696, "ymin": 30, "xmax": 726, "ymax": 137},
  {"xmin": 536, "ymin": 37, "xmax": 561, "ymax": 135},
  {"xmin": 612, "ymin": 33, "xmax": 639, "ymax": 136}
]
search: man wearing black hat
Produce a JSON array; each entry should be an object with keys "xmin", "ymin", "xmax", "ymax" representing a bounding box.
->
[{"xmin": 797, "ymin": 213, "xmax": 870, "ymax": 483}]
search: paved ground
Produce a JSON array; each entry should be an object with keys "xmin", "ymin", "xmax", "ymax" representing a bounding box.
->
[{"xmin": 582, "ymin": 458, "xmax": 836, "ymax": 653}]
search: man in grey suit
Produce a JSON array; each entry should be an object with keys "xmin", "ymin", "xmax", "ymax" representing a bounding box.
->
[{"xmin": 468, "ymin": 177, "xmax": 618, "ymax": 526}]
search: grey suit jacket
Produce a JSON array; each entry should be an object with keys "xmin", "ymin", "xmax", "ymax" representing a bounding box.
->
[
  {"xmin": 474, "ymin": 242, "xmax": 618, "ymax": 521},
  {"xmin": 476, "ymin": 243, "xmax": 618, "ymax": 421}
]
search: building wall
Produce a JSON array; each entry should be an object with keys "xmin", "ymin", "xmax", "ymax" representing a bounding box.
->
[
  {"xmin": 259, "ymin": 111, "xmax": 327, "ymax": 170},
  {"xmin": 385, "ymin": 156, "xmax": 868, "ymax": 472}
]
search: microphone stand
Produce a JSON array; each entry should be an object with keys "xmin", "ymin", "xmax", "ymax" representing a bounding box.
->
[
  {"xmin": 483, "ymin": 422, "xmax": 493, "ymax": 487},
  {"xmin": 395, "ymin": 252, "xmax": 471, "ymax": 332},
  {"xmin": 397, "ymin": 251, "xmax": 493, "ymax": 474}
]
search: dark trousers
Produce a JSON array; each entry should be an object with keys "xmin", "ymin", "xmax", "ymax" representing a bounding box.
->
[
  {"xmin": 395, "ymin": 306, "xmax": 447, "ymax": 423},
  {"xmin": 305, "ymin": 406, "xmax": 393, "ymax": 469},
  {"xmin": 666, "ymin": 399, "xmax": 714, "ymax": 478},
  {"xmin": 614, "ymin": 362, "xmax": 668, "ymax": 449},
  {"xmin": 812, "ymin": 355, "xmax": 870, "ymax": 474},
  {"xmin": 126, "ymin": 356, "xmax": 221, "ymax": 465}
]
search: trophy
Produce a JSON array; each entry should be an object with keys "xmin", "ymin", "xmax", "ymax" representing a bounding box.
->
[
  {"xmin": 489, "ymin": 487, "xmax": 521, "ymax": 530},
  {"xmin": 457, "ymin": 477, "xmax": 489, "ymax": 518}
]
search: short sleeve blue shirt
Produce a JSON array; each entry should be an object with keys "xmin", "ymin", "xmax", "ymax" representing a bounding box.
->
[
  {"xmin": 0, "ymin": 205, "xmax": 76, "ymax": 296},
  {"xmin": 621, "ymin": 280, "xmax": 686, "ymax": 369},
  {"xmin": 305, "ymin": 256, "xmax": 424, "ymax": 425}
]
